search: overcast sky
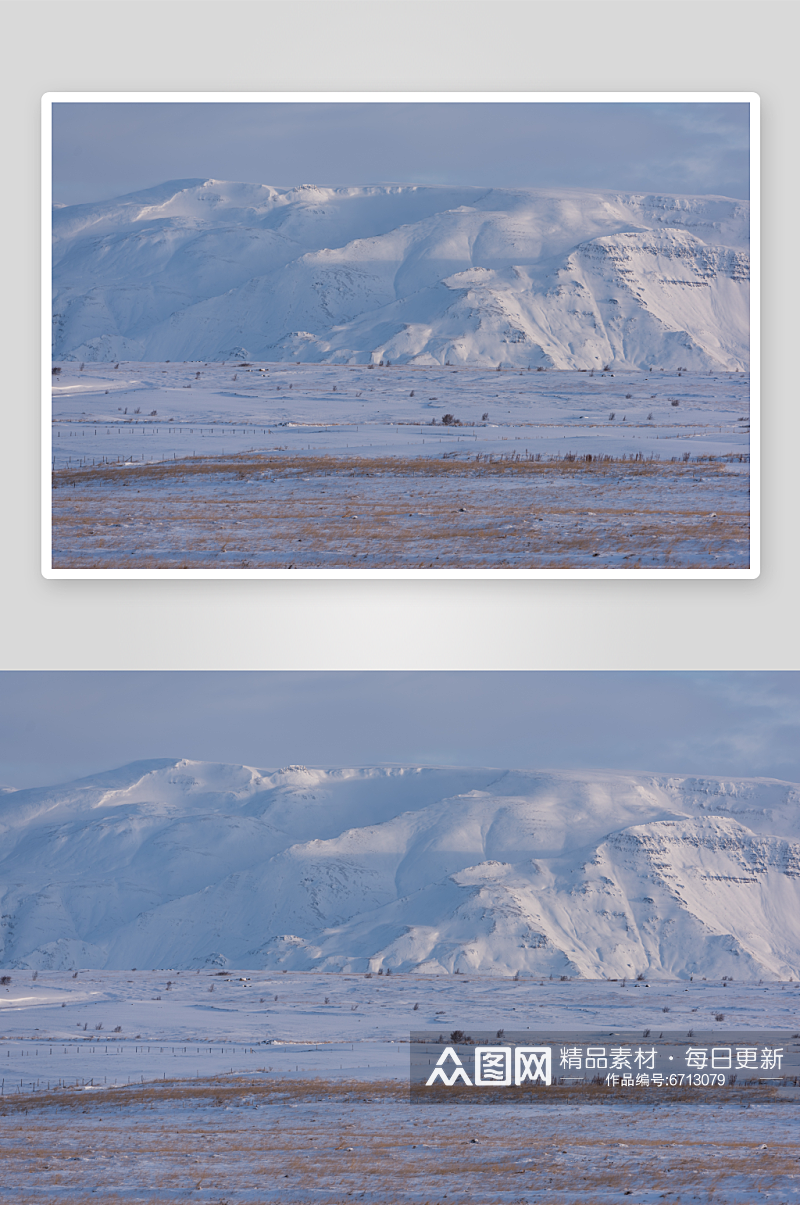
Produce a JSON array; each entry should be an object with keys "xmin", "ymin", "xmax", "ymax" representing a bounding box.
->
[
  {"xmin": 52, "ymin": 100, "xmax": 751, "ymax": 206},
  {"xmin": 0, "ymin": 671, "xmax": 796, "ymax": 790}
]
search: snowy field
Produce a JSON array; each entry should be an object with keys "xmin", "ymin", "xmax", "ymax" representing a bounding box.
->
[
  {"xmin": 50, "ymin": 362, "xmax": 750, "ymax": 572},
  {"xmin": 2, "ymin": 971, "xmax": 799, "ymax": 1089},
  {"xmin": 1, "ymin": 972, "xmax": 797, "ymax": 1202}
]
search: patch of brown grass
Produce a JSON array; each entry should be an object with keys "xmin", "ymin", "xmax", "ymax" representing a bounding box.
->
[
  {"xmin": 51, "ymin": 451, "xmax": 750, "ymax": 569},
  {"xmin": 1, "ymin": 1076, "xmax": 796, "ymax": 1204}
]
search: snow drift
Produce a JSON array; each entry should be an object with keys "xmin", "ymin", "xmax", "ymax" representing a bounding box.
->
[
  {"xmin": 52, "ymin": 180, "xmax": 750, "ymax": 370},
  {"xmin": 0, "ymin": 761, "xmax": 795, "ymax": 979}
]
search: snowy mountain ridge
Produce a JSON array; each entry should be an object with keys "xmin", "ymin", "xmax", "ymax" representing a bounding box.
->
[
  {"xmin": 52, "ymin": 180, "xmax": 750, "ymax": 370},
  {"xmin": 1, "ymin": 761, "xmax": 795, "ymax": 979}
]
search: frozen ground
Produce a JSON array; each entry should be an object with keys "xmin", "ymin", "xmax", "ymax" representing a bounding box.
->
[
  {"xmin": 2, "ymin": 971, "xmax": 799, "ymax": 1090},
  {"xmin": 50, "ymin": 363, "xmax": 750, "ymax": 572},
  {"xmin": 52, "ymin": 362, "xmax": 750, "ymax": 466},
  {"xmin": 1, "ymin": 973, "xmax": 797, "ymax": 1203}
]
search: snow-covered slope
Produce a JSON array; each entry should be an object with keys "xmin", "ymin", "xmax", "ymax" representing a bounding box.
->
[
  {"xmin": 1, "ymin": 762, "xmax": 794, "ymax": 979},
  {"xmin": 52, "ymin": 180, "xmax": 750, "ymax": 370}
]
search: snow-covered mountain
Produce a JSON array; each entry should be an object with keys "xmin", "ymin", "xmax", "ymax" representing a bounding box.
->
[
  {"xmin": 52, "ymin": 180, "xmax": 750, "ymax": 370},
  {"xmin": 1, "ymin": 761, "xmax": 795, "ymax": 979}
]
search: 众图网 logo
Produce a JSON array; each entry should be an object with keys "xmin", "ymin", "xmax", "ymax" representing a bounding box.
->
[{"xmin": 426, "ymin": 1045, "xmax": 551, "ymax": 1087}]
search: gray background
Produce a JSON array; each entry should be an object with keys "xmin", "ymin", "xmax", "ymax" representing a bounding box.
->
[{"xmin": 1, "ymin": 0, "xmax": 797, "ymax": 672}]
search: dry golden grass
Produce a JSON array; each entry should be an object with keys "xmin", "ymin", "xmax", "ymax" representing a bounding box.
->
[
  {"xmin": 1, "ymin": 1076, "xmax": 795, "ymax": 1203},
  {"xmin": 52, "ymin": 450, "xmax": 743, "ymax": 486},
  {"xmin": 52, "ymin": 453, "xmax": 749, "ymax": 569}
]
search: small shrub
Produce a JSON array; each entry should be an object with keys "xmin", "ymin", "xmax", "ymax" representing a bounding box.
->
[
  {"xmin": 0, "ymin": 976, "xmax": 10, "ymax": 985},
  {"xmin": 496, "ymin": 1029, "xmax": 506, "ymax": 1041},
  {"xmin": 625, "ymin": 393, "xmax": 632, "ymax": 400},
  {"xmin": 636, "ymin": 972, "xmax": 646, "ymax": 981},
  {"xmin": 450, "ymin": 1030, "xmax": 467, "ymax": 1043},
  {"xmin": 32, "ymin": 971, "xmax": 38, "ymax": 980},
  {"xmin": 608, "ymin": 412, "xmax": 615, "ymax": 421},
  {"xmin": 413, "ymin": 1002, "xmax": 419, "ymax": 1011},
  {"xmin": 481, "ymin": 412, "xmax": 488, "ymax": 421},
  {"xmin": 662, "ymin": 1006, "xmax": 670, "ymax": 1013},
  {"xmin": 150, "ymin": 410, "xmax": 157, "ymax": 417},
  {"xmin": 113, "ymin": 1026, "xmax": 122, "ymax": 1032},
  {"xmin": 72, "ymin": 971, "xmax": 78, "ymax": 979},
  {"xmin": 715, "ymin": 1013, "xmax": 725, "ymax": 1021},
  {"xmin": 324, "ymin": 997, "xmax": 330, "ymax": 1004},
  {"xmin": 52, "ymin": 366, "xmax": 62, "ymax": 375},
  {"xmin": 670, "ymin": 399, "xmax": 680, "ymax": 407}
]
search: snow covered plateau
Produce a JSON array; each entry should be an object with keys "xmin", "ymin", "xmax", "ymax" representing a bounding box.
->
[
  {"xmin": 1, "ymin": 761, "xmax": 795, "ymax": 980},
  {"xmin": 52, "ymin": 180, "xmax": 750, "ymax": 370}
]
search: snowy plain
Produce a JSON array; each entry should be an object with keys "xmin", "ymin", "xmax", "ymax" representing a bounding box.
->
[
  {"xmin": 50, "ymin": 362, "xmax": 750, "ymax": 571},
  {"xmin": 1, "ymin": 972, "xmax": 798, "ymax": 1204}
]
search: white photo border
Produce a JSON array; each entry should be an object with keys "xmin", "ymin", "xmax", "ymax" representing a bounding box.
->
[{"xmin": 41, "ymin": 91, "xmax": 760, "ymax": 581}]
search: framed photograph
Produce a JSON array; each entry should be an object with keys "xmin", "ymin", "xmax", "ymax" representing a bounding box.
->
[{"xmin": 43, "ymin": 93, "xmax": 758, "ymax": 578}]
